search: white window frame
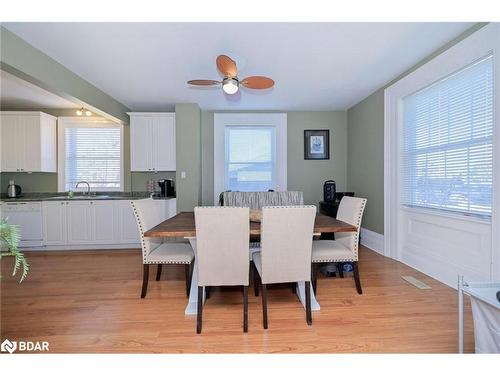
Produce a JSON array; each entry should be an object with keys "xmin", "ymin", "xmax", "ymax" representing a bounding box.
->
[
  {"xmin": 214, "ymin": 113, "xmax": 287, "ymax": 204},
  {"xmin": 57, "ymin": 116, "xmax": 124, "ymax": 193},
  {"xmin": 384, "ymin": 23, "xmax": 500, "ymax": 280}
]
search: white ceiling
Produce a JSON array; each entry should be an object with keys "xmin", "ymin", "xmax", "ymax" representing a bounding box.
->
[
  {"xmin": 0, "ymin": 69, "xmax": 77, "ymax": 109},
  {"xmin": 3, "ymin": 22, "xmax": 473, "ymax": 111}
]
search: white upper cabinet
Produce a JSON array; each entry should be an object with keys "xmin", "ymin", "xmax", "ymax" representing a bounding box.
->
[
  {"xmin": 128, "ymin": 112, "xmax": 176, "ymax": 172},
  {"xmin": 0, "ymin": 111, "xmax": 57, "ymax": 173}
]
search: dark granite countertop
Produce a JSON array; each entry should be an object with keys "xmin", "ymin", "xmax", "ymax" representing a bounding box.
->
[{"xmin": 0, "ymin": 192, "xmax": 175, "ymax": 202}]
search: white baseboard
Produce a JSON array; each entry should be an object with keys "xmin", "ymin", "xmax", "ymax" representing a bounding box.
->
[{"xmin": 360, "ymin": 227, "xmax": 385, "ymax": 256}]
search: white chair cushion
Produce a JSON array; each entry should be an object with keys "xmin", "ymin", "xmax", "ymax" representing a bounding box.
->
[
  {"xmin": 145, "ymin": 242, "xmax": 194, "ymax": 264},
  {"xmin": 312, "ymin": 240, "xmax": 356, "ymax": 263},
  {"xmin": 252, "ymin": 251, "xmax": 263, "ymax": 276}
]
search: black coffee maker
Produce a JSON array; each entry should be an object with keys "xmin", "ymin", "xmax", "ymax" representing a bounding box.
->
[
  {"xmin": 158, "ymin": 179, "xmax": 175, "ymax": 197},
  {"xmin": 323, "ymin": 180, "xmax": 336, "ymax": 202}
]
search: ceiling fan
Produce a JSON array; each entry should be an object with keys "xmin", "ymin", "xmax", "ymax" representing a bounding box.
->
[{"xmin": 187, "ymin": 55, "xmax": 274, "ymax": 95}]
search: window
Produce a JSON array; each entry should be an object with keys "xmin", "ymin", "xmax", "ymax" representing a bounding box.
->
[
  {"xmin": 58, "ymin": 118, "xmax": 123, "ymax": 192},
  {"xmin": 225, "ymin": 126, "xmax": 276, "ymax": 192},
  {"xmin": 401, "ymin": 55, "xmax": 493, "ymax": 217},
  {"xmin": 214, "ymin": 113, "xmax": 287, "ymax": 203}
]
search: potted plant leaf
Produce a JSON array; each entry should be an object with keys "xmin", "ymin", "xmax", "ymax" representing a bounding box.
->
[{"xmin": 0, "ymin": 218, "xmax": 29, "ymax": 282}]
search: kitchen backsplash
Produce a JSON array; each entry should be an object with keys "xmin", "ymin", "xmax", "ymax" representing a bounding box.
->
[{"xmin": 0, "ymin": 171, "xmax": 176, "ymax": 194}]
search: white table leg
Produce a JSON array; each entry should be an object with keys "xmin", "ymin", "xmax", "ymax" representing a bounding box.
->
[
  {"xmin": 185, "ymin": 238, "xmax": 204, "ymax": 315},
  {"xmin": 296, "ymin": 281, "xmax": 320, "ymax": 311}
]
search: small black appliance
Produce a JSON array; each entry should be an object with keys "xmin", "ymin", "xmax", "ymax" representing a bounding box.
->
[
  {"xmin": 158, "ymin": 179, "xmax": 175, "ymax": 197},
  {"xmin": 323, "ymin": 180, "xmax": 336, "ymax": 202}
]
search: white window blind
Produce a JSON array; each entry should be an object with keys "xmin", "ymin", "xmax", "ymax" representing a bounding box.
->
[
  {"xmin": 401, "ymin": 55, "xmax": 493, "ymax": 217},
  {"xmin": 224, "ymin": 126, "xmax": 276, "ymax": 192},
  {"xmin": 64, "ymin": 124, "xmax": 122, "ymax": 191}
]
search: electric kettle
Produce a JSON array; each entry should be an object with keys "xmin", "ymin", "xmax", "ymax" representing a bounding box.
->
[{"xmin": 7, "ymin": 180, "xmax": 22, "ymax": 198}]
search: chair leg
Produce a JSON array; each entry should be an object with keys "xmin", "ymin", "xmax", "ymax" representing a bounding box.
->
[
  {"xmin": 353, "ymin": 261, "xmax": 363, "ymax": 294},
  {"xmin": 196, "ymin": 286, "xmax": 203, "ymax": 334},
  {"xmin": 140, "ymin": 264, "xmax": 149, "ymax": 298},
  {"xmin": 184, "ymin": 264, "xmax": 191, "ymax": 298},
  {"xmin": 155, "ymin": 264, "xmax": 162, "ymax": 281},
  {"xmin": 305, "ymin": 281, "xmax": 312, "ymax": 326},
  {"xmin": 254, "ymin": 264, "xmax": 260, "ymax": 296},
  {"xmin": 311, "ymin": 263, "xmax": 318, "ymax": 295},
  {"xmin": 243, "ymin": 286, "xmax": 248, "ymax": 333},
  {"xmin": 262, "ymin": 283, "xmax": 268, "ymax": 329},
  {"xmin": 338, "ymin": 262, "xmax": 344, "ymax": 278}
]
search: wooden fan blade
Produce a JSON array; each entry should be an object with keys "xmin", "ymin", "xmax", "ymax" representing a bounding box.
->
[
  {"xmin": 241, "ymin": 76, "xmax": 274, "ymax": 89},
  {"xmin": 187, "ymin": 80, "xmax": 221, "ymax": 86},
  {"xmin": 216, "ymin": 55, "xmax": 237, "ymax": 78}
]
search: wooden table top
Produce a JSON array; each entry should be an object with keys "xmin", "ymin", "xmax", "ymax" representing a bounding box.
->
[{"xmin": 144, "ymin": 211, "xmax": 357, "ymax": 238}]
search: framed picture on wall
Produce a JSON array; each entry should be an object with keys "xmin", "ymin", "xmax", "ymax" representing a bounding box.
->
[{"xmin": 304, "ymin": 129, "xmax": 330, "ymax": 160}]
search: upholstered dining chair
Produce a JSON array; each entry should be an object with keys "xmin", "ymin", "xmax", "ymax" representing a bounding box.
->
[
  {"xmin": 194, "ymin": 206, "xmax": 250, "ymax": 334},
  {"xmin": 252, "ymin": 205, "xmax": 317, "ymax": 328},
  {"xmin": 311, "ymin": 196, "xmax": 367, "ymax": 295},
  {"xmin": 131, "ymin": 198, "xmax": 194, "ymax": 299}
]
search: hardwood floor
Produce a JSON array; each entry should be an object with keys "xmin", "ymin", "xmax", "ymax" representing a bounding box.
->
[{"xmin": 0, "ymin": 246, "xmax": 474, "ymax": 353}]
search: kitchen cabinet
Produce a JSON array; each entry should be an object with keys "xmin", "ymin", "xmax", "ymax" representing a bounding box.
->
[
  {"xmin": 93, "ymin": 201, "xmax": 117, "ymax": 244},
  {"xmin": 115, "ymin": 200, "xmax": 141, "ymax": 243},
  {"xmin": 40, "ymin": 198, "xmax": 174, "ymax": 248},
  {"xmin": 42, "ymin": 202, "xmax": 67, "ymax": 245},
  {"xmin": 66, "ymin": 201, "xmax": 95, "ymax": 244},
  {"xmin": 0, "ymin": 111, "xmax": 57, "ymax": 172},
  {"xmin": 129, "ymin": 112, "xmax": 176, "ymax": 172}
]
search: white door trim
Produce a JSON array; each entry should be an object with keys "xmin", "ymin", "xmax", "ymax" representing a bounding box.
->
[{"xmin": 384, "ymin": 23, "xmax": 500, "ymax": 283}]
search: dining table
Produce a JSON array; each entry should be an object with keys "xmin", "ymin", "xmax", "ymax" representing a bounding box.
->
[{"xmin": 144, "ymin": 211, "xmax": 357, "ymax": 315}]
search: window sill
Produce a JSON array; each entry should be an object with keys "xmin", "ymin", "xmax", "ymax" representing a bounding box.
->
[{"xmin": 400, "ymin": 205, "xmax": 491, "ymax": 225}]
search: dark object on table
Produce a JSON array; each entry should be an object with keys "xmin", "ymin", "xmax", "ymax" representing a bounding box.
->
[
  {"xmin": 497, "ymin": 291, "xmax": 500, "ymax": 303},
  {"xmin": 304, "ymin": 129, "xmax": 330, "ymax": 160},
  {"xmin": 323, "ymin": 180, "xmax": 336, "ymax": 202}
]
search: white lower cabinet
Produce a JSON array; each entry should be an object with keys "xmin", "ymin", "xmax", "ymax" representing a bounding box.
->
[
  {"xmin": 42, "ymin": 202, "xmax": 67, "ymax": 245},
  {"xmin": 66, "ymin": 201, "xmax": 93, "ymax": 244},
  {"xmin": 93, "ymin": 201, "xmax": 117, "ymax": 244},
  {"xmin": 41, "ymin": 198, "xmax": 175, "ymax": 249},
  {"xmin": 115, "ymin": 200, "xmax": 141, "ymax": 244}
]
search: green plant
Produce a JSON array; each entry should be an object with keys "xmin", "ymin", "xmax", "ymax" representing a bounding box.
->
[{"xmin": 0, "ymin": 218, "xmax": 29, "ymax": 282}]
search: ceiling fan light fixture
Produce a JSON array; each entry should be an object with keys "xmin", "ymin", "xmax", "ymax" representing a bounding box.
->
[{"xmin": 222, "ymin": 77, "xmax": 239, "ymax": 95}]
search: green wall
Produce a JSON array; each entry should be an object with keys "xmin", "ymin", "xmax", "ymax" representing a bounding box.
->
[
  {"xmin": 346, "ymin": 23, "xmax": 488, "ymax": 235},
  {"xmin": 175, "ymin": 103, "xmax": 202, "ymax": 211},
  {"xmin": 201, "ymin": 110, "xmax": 347, "ymax": 206},
  {"xmin": 347, "ymin": 91, "xmax": 384, "ymax": 234}
]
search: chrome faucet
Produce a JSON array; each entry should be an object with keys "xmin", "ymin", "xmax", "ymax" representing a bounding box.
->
[{"xmin": 75, "ymin": 181, "xmax": 91, "ymax": 196}]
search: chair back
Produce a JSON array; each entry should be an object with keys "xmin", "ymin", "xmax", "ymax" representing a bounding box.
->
[
  {"xmin": 223, "ymin": 191, "xmax": 304, "ymax": 208},
  {"xmin": 194, "ymin": 207, "xmax": 250, "ymax": 286},
  {"xmin": 335, "ymin": 197, "xmax": 367, "ymax": 260},
  {"xmin": 260, "ymin": 205, "xmax": 316, "ymax": 284},
  {"xmin": 131, "ymin": 198, "xmax": 164, "ymax": 262}
]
